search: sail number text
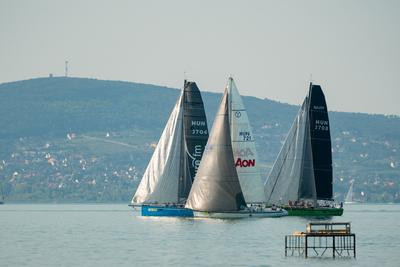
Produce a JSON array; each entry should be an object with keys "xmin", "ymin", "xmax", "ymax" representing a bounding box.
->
[
  {"xmin": 191, "ymin": 120, "xmax": 208, "ymax": 135},
  {"xmin": 191, "ymin": 129, "xmax": 208, "ymax": 135},
  {"xmin": 314, "ymin": 120, "xmax": 329, "ymax": 131}
]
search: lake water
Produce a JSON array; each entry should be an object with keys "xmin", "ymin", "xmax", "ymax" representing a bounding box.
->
[{"xmin": 1, "ymin": 204, "xmax": 399, "ymax": 266}]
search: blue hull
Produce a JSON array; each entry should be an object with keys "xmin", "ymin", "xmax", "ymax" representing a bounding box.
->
[{"xmin": 141, "ymin": 205, "xmax": 194, "ymax": 217}]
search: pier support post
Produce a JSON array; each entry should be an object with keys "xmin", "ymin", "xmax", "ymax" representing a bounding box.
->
[
  {"xmin": 332, "ymin": 236, "xmax": 335, "ymax": 258},
  {"xmin": 305, "ymin": 236, "xmax": 308, "ymax": 258},
  {"xmin": 285, "ymin": 236, "xmax": 287, "ymax": 256}
]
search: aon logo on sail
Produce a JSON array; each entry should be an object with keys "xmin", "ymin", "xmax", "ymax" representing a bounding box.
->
[{"xmin": 235, "ymin": 158, "xmax": 255, "ymax": 168}]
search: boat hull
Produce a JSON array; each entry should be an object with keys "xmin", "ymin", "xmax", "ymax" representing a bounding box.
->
[
  {"xmin": 193, "ymin": 209, "xmax": 288, "ymax": 219},
  {"xmin": 141, "ymin": 205, "xmax": 194, "ymax": 217},
  {"xmin": 285, "ymin": 207, "xmax": 343, "ymax": 216}
]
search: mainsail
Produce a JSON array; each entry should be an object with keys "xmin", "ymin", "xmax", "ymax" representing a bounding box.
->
[
  {"xmin": 132, "ymin": 81, "xmax": 208, "ymax": 205},
  {"xmin": 264, "ymin": 83, "xmax": 332, "ymax": 205},
  {"xmin": 186, "ymin": 90, "xmax": 246, "ymax": 212},
  {"xmin": 308, "ymin": 84, "xmax": 333, "ymax": 200},
  {"xmin": 180, "ymin": 81, "xmax": 209, "ymax": 201},
  {"xmin": 227, "ymin": 78, "xmax": 266, "ymax": 203}
]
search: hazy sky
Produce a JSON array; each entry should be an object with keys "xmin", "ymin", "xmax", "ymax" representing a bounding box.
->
[{"xmin": 1, "ymin": 0, "xmax": 399, "ymax": 115}]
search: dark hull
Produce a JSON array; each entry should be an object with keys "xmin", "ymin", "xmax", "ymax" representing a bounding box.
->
[{"xmin": 285, "ymin": 206, "xmax": 343, "ymax": 216}]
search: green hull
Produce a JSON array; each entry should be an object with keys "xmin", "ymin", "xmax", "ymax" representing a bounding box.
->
[{"xmin": 285, "ymin": 207, "xmax": 343, "ymax": 216}]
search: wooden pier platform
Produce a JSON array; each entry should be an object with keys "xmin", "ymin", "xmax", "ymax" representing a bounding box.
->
[{"xmin": 285, "ymin": 222, "xmax": 356, "ymax": 258}]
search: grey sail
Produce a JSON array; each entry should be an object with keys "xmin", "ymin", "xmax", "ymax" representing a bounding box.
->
[
  {"xmin": 298, "ymin": 97, "xmax": 317, "ymax": 201},
  {"xmin": 186, "ymin": 90, "xmax": 246, "ymax": 212},
  {"xmin": 179, "ymin": 81, "xmax": 209, "ymax": 201},
  {"xmin": 132, "ymin": 92, "xmax": 183, "ymax": 204},
  {"xmin": 264, "ymin": 97, "xmax": 316, "ymax": 205}
]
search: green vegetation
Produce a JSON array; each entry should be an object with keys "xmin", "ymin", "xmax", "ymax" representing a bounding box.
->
[{"xmin": 0, "ymin": 77, "xmax": 399, "ymax": 203}]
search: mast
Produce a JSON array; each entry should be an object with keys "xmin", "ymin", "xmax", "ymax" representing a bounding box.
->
[{"xmin": 177, "ymin": 81, "xmax": 186, "ymax": 203}]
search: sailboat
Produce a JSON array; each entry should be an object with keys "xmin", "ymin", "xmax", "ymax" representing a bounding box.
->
[
  {"xmin": 130, "ymin": 80, "xmax": 209, "ymax": 216},
  {"xmin": 185, "ymin": 78, "xmax": 287, "ymax": 218},
  {"xmin": 345, "ymin": 179, "xmax": 356, "ymax": 204},
  {"xmin": 264, "ymin": 83, "xmax": 343, "ymax": 216},
  {"xmin": 0, "ymin": 185, "xmax": 4, "ymax": 205}
]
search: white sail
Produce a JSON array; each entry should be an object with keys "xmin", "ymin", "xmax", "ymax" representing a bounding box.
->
[
  {"xmin": 345, "ymin": 180, "xmax": 354, "ymax": 203},
  {"xmin": 264, "ymin": 98, "xmax": 316, "ymax": 205},
  {"xmin": 227, "ymin": 78, "xmax": 266, "ymax": 203},
  {"xmin": 131, "ymin": 92, "xmax": 183, "ymax": 204}
]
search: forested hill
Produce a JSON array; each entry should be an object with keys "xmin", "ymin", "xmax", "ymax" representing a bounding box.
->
[{"xmin": 0, "ymin": 77, "xmax": 399, "ymax": 202}]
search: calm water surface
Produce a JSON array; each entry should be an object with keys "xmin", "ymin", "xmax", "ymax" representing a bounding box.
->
[{"xmin": 1, "ymin": 204, "xmax": 399, "ymax": 266}]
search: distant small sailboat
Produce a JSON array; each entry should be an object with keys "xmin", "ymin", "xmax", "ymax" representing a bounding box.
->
[
  {"xmin": 345, "ymin": 180, "xmax": 356, "ymax": 204},
  {"xmin": 0, "ymin": 184, "xmax": 4, "ymax": 204},
  {"xmin": 130, "ymin": 80, "xmax": 209, "ymax": 216},
  {"xmin": 185, "ymin": 78, "xmax": 287, "ymax": 218},
  {"xmin": 264, "ymin": 83, "xmax": 343, "ymax": 216}
]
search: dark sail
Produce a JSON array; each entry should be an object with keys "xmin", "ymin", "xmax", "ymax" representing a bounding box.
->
[
  {"xmin": 178, "ymin": 81, "xmax": 209, "ymax": 200},
  {"xmin": 308, "ymin": 83, "xmax": 333, "ymax": 200}
]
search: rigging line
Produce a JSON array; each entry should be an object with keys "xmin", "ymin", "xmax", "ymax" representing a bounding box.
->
[{"xmin": 81, "ymin": 135, "xmax": 138, "ymax": 148}]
